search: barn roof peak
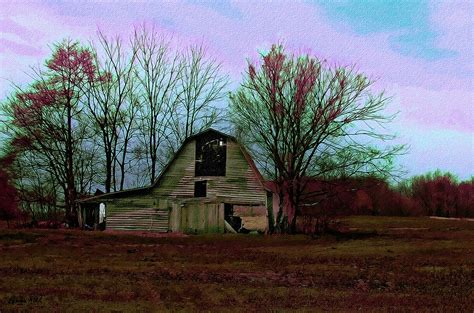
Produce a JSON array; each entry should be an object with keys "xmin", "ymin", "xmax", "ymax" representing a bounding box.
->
[{"xmin": 186, "ymin": 128, "xmax": 235, "ymax": 142}]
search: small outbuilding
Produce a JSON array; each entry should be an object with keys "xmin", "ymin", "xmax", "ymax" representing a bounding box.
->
[{"xmin": 78, "ymin": 129, "xmax": 270, "ymax": 233}]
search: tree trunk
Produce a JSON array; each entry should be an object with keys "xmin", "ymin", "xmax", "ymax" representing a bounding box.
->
[
  {"xmin": 285, "ymin": 180, "xmax": 297, "ymax": 234},
  {"xmin": 65, "ymin": 103, "xmax": 78, "ymax": 227},
  {"xmin": 266, "ymin": 192, "xmax": 275, "ymax": 234},
  {"xmin": 274, "ymin": 187, "xmax": 285, "ymax": 233},
  {"xmin": 105, "ymin": 151, "xmax": 112, "ymax": 193},
  {"xmin": 150, "ymin": 156, "xmax": 156, "ymax": 184}
]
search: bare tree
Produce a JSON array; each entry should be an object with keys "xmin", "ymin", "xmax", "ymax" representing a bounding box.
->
[
  {"xmin": 85, "ymin": 31, "xmax": 138, "ymax": 192},
  {"xmin": 114, "ymin": 91, "xmax": 141, "ymax": 190},
  {"xmin": 167, "ymin": 44, "xmax": 228, "ymax": 151},
  {"xmin": 230, "ymin": 45, "xmax": 405, "ymax": 233},
  {"xmin": 13, "ymin": 152, "xmax": 60, "ymax": 222},
  {"xmin": 133, "ymin": 27, "xmax": 182, "ymax": 184},
  {"xmin": 133, "ymin": 26, "xmax": 229, "ymax": 184}
]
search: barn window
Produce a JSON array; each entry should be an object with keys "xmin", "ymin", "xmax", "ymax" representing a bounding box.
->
[
  {"xmin": 195, "ymin": 132, "xmax": 226, "ymax": 176},
  {"xmin": 194, "ymin": 181, "xmax": 207, "ymax": 197}
]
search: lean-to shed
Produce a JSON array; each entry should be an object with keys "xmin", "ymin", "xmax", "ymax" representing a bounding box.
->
[{"xmin": 78, "ymin": 129, "xmax": 270, "ymax": 233}]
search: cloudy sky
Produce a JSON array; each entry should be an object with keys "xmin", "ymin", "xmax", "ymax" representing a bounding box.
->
[{"xmin": 1, "ymin": 0, "xmax": 473, "ymax": 180}]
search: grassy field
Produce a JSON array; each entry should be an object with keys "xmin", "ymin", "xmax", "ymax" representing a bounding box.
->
[{"xmin": 0, "ymin": 216, "xmax": 473, "ymax": 312}]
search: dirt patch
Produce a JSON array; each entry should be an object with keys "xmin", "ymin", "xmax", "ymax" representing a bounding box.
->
[{"xmin": 0, "ymin": 216, "xmax": 473, "ymax": 312}]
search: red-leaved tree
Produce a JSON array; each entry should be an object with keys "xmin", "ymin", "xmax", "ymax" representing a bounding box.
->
[
  {"xmin": 409, "ymin": 171, "xmax": 471, "ymax": 217},
  {"xmin": 457, "ymin": 180, "xmax": 474, "ymax": 217},
  {"xmin": 230, "ymin": 44, "xmax": 404, "ymax": 233},
  {"xmin": 5, "ymin": 40, "xmax": 97, "ymax": 226}
]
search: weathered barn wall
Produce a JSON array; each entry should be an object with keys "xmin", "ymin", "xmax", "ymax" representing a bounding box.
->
[
  {"xmin": 106, "ymin": 195, "xmax": 156, "ymax": 210},
  {"xmin": 105, "ymin": 200, "xmax": 169, "ymax": 232},
  {"xmin": 152, "ymin": 139, "xmax": 266, "ymax": 205},
  {"xmin": 79, "ymin": 130, "xmax": 269, "ymax": 233}
]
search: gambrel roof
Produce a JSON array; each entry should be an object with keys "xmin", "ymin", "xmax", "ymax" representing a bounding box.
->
[{"xmin": 78, "ymin": 128, "xmax": 266, "ymax": 203}]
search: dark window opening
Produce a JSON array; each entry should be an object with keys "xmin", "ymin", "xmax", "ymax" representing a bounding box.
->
[
  {"xmin": 194, "ymin": 181, "xmax": 207, "ymax": 197},
  {"xmin": 224, "ymin": 203, "xmax": 233, "ymax": 217},
  {"xmin": 195, "ymin": 132, "xmax": 226, "ymax": 176},
  {"xmin": 224, "ymin": 203, "xmax": 242, "ymax": 232}
]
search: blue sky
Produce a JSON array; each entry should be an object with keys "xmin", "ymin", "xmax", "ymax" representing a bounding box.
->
[{"xmin": 316, "ymin": 0, "xmax": 456, "ymax": 60}]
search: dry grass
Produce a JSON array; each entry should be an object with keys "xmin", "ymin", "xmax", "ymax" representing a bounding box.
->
[{"xmin": 0, "ymin": 216, "xmax": 473, "ymax": 312}]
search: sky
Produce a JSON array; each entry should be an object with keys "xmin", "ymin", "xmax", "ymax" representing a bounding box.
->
[{"xmin": 0, "ymin": 0, "xmax": 473, "ymax": 180}]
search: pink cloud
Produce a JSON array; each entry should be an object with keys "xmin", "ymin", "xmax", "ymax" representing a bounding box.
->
[
  {"xmin": 0, "ymin": 18, "xmax": 40, "ymax": 42},
  {"xmin": 430, "ymin": 0, "xmax": 473, "ymax": 55},
  {"xmin": 0, "ymin": 38, "xmax": 43, "ymax": 56},
  {"xmin": 395, "ymin": 86, "xmax": 474, "ymax": 133}
]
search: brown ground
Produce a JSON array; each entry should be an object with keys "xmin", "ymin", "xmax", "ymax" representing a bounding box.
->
[{"xmin": 0, "ymin": 216, "xmax": 473, "ymax": 312}]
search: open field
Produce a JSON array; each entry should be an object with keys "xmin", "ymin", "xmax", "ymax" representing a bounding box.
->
[{"xmin": 0, "ymin": 216, "xmax": 473, "ymax": 312}]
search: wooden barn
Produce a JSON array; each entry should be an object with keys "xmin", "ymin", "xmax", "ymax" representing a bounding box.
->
[{"xmin": 77, "ymin": 129, "xmax": 270, "ymax": 233}]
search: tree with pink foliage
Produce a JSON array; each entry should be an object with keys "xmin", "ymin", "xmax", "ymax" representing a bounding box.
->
[
  {"xmin": 230, "ymin": 44, "xmax": 404, "ymax": 233},
  {"xmin": 3, "ymin": 40, "xmax": 98, "ymax": 226}
]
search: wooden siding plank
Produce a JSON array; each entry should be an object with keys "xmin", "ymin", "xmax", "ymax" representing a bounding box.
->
[
  {"xmin": 152, "ymin": 139, "xmax": 266, "ymax": 205},
  {"xmin": 105, "ymin": 204, "xmax": 169, "ymax": 232}
]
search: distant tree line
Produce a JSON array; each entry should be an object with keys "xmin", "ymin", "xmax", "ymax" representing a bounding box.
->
[
  {"xmin": 397, "ymin": 171, "xmax": 473, "ymax": 218},
  {"xmin": 266, "ymin": 171, "xmax": 473, "ymax": 234},
  {"xmin": 328, "ymin": 171, "xmax": 473, "ymax": 218}
]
